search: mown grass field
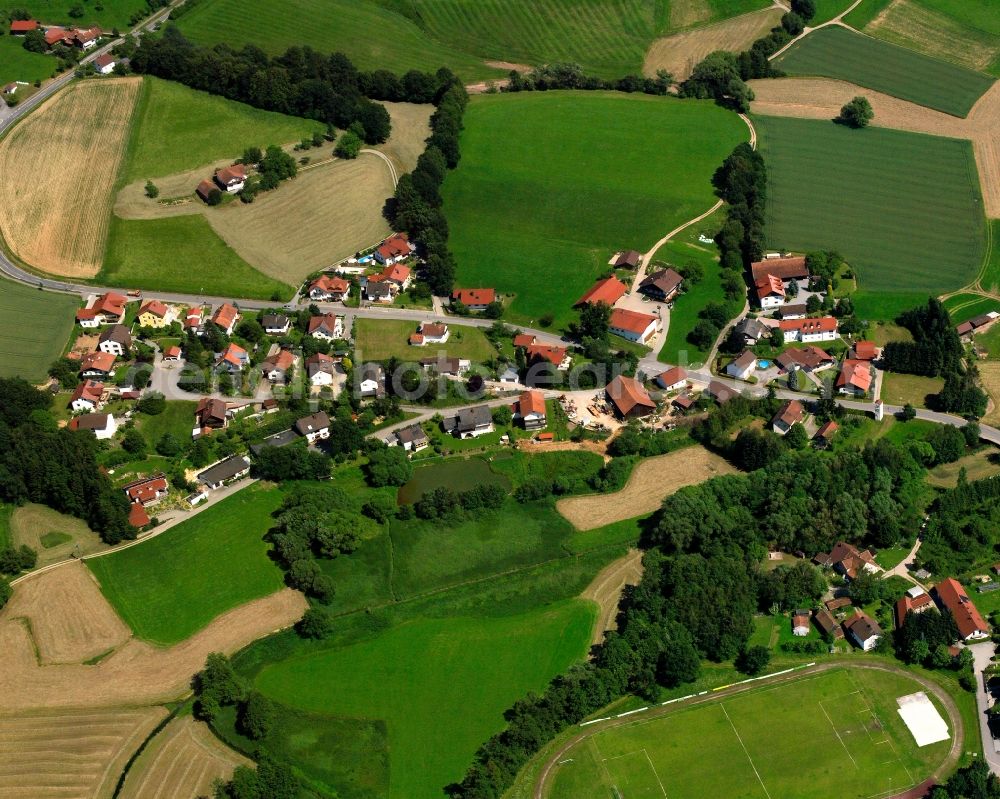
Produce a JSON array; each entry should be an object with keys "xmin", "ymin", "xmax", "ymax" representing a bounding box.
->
[
  {"xmin": 257, "ymin": 602, "xmax": 595, "ymax": 799},
  {"xmin": 86, "ymin": 484, "xmax": 286, "ymax": 645},
  {"xmin": 774, "ymin": 25, "xmax": 994, "ymax": 117},
  {"xmin": 123, "ymin": 77, "xmax": 320, "ymax": 182},
  {"xmin": 174, "ymin": 0, "xmax": 770, "ymax": 81},
  {"xmin": 881, "ymin": 372, "xmax": 944, "ymax": 407},
  {"xmin": 755, "ymin": 115, "xmax": 986, "ymax": 298},
  {"xmin": 548, "ymin": 667, "xmax": 950, "ymax": 799},
  {"xmin": 942, "ymin": 293, "xmax": 1000, "ymax": 325},
  {"xmin": 443, "ymin": 92, "xmax": 747, "ymax": 328},
  {"xmin": 101, "ymin": 215, "xmax": 294, "ymax": 300},
  {"xmin": 980, "ymin": 221, "xmax": 1000, "ymax": 294},
  {"xmin": 134, "ymin": 400, "xmax": 198, "ymax": 450},
  {"xmin": 0, "ymin": 279, "xmax": 78, "ymax": 382},
  {"xmin": 354, "ymin": 318, "xmax": 498, "ymax": 362}
]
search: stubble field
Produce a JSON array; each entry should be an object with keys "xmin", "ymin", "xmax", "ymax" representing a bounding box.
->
[{"xmin": 0, "ymin": 77, "xmax": 141, "ymax": 277}]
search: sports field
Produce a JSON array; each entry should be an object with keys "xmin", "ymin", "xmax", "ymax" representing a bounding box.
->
[
  {"xmin": 175, "ymin": 0, "xmax": 770, "ymax": 80},
  {"xmin": 255, "ymin": 601, "xmax": 596, "ymax": 799},
  {"xmin": 0, "ymin": 279, "xmax": 78, "ymax": 382},
  {"xmin": 101, "ymin": 215, "xmax": 294, "ymax": 300},
  {"xmin": 443, "ymin": 92, "xmax": 747, "ymax": 327},
  {"xmin": 0, "ymin": 77, "xmax": 141, "ymax": 277},
  {"xmin": 755, "ymin": 115, "xmax": 986, "ymax": 297},
  {"xmin": 547, "ymin": 667, "xmax": 952, "ymax": 799},
  {"xmin": 123, "ymin": 77, "xmax": 320, "ymax": 182},
  {"xmin": 774, "ymin": 26, "xmax": 994, "ymax": 117},
  {"xmin": 86, "ymin": 484, "xmax": 287, "ymax": 645}
]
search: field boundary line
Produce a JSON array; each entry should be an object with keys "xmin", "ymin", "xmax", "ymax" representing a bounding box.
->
[
  {"xmin": 819, "ymin": 699, "xmax": 859, "ymax": 768},
  {"xmin": 643, "ymin": 748, "xmax": 669, "ymax": 798},
  {"xmin": 720, "ymin": 704, "xmax": 773, "ymax": 799}
]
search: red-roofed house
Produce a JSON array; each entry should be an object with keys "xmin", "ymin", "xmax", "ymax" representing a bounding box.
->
[
  {"xmin": 214, "ymin": 164, "xmax": 246, "ymax": 193},
  {"xmin": 750, "ymin": 256, "xmax": 809, "ymax": 283},
  {"xmin": 836, "ymin": 359, "xmax": 873, "ymax": 396},
  {"xmin": 513, "ymin": 390, "xmax": 547, "ymax": 430},
  {"xmin": 526, "ymin": 343, "xmax": 570, "ymax": 370},
  {"xmin": 68, "ymin": 412, "xmax": 117, "ymax": 439},
  {"xmin": 211, "ymin": 303, "xmax": 240, "ymax": 335},
  {"xmin": 196, "ymin": 179, "xmax": 216, "ymax": 203},
  {"xmin": 10, "ymin": 19, "xmax": 39, "ymax": 34},
  {"xmin": 656, "ymin": 366, "xmax": 687, "ymax": 392},
  {"xmin": 94, "ymin": 53, "xmax": 116, "ymax": 74},
  {"xmin": 69, "ymin": 380, "xmax": 104, "ymax": 412},
  {"xmin": 933, "ymin": 578, "xmax": 990, "ymax": 641},
  {"xmin": 451, "ymin": 288, "xmax": 496, "ymax": 311},
  {"xmin": 128, "ymin": 502, "xmax": 150, "ymax": 528},
  {"xmin": 44, "ymin": 26, "xmax": 68, "ymax": 46},
  {"xmin": 609, "ymin": 308, "xmax": 660, "ymax": 344},
  {"xmin": 814, "ymin": 541, "xmax": 881, "ymax": 580},
  {"xmin": 576, "ymin": 276, "xmax": 627, "ymax": 307},
  {"xmin": 771, "ymin": 399, "xmax": 805, "ymax": 435},
  {"xmin": 409, "ymin": 322, "xmax": 449, "ymax": 347},
  {"xmin": 895, "ymin": 587, "xmax": 935, "ymax": 629},
  {"xmin": 814, "ymin": 419, "xmax": 838, "ymax": 448},
  {"xmin": 778, "ymin": 316, "xmax": 838, "ymax": 343},
  {"xmin": 308, "ymin": 275, "xmax": 350, "ymax": 302},
  {"xmin": 261, "ymin": 349, "xmax": 295, "ymax": 382},
  {"xmin": 195, "ymin": 398, "xmax": 229, "ymax": 435},
  {"xmin": 307, "ymin": 313, "xmax": 343, "ymax": 341},
  {"xmin": 606, "ymin": 375, "xmax": 655, "ymax": 418},
  {"xmin": 71, "ymin": 27, "xmax": 101, "ymax": 48},
  {"xmin": 91, "ymin": 292, "xmax": 127, "ymax": 323},
  {"xmin": 851, "ymin": 341, "xmax": 880, "ymax": 361},
  {"xmin": 513, "ymin": 333, "xmax": 537, "ymax": 348},
  {"xmin": 375, "ymin": 232, "xmax": 415, "ymax": 265},
  {"xmin": 163, "ymin": 345, "xmax": 182, "ymax": 362},
  {"xmin": 138, "ymin": 299, "xmax": 174, "ymax": 328},
  {"xmin": 184, "ymin": 307, "xmax": 203, "ymax": 333},
  {"xmin": 80, "ymin": 351, "xmax": 116, "ymax": 379},
  {"xmin": 123, "ymin": 474, "xmax": 169, "ymax": 506},
  {"xmin": 367, "ymin": 263, "xmax": 411, "ymax": 297},
  {"xmin": 755, "ymin": 274, "xmax": 785, "ymax": 309},
  {"xmin": 217, "ymin": 342, "xmax": 249, "ymax": 372}
]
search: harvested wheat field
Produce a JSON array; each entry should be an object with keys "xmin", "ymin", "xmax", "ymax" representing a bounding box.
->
[
  {"xmin": 208, "ymin": 154, "xmax": 394, "ymax": 283},
  {"xmin": 581, "ymin": 548, "xmax": 644, "ymax": 646},
  {"xmin": 0, "ymin": 77, "xmax": 140, "ymax": 277},
  {"xmin": 644, "ymin": 7, "xmax": 783, "ymax": 80},
  {"xmin": 115, "ymin": 157, "xmax": 244, "ymax": 220},
  {"xmin": 556, "ymin": 446, "xmax": 737, "ymax": 530},
  {"xmin": 379, "ymin": 101, "xmax": 433, "ymax": 173},
  {"xmin": 11, "ymin": 502, "xmax": 107, "ymax": 567},
  {"xmin": 0, "ymin": 568, "xmax": 307, "ymax": 711},
  {"xmin": 0, "ymin": 706, "xmax": 168, "ymax": 799},
  {"xmin": 980, "ymin": 361, "xmax": 1000, "ymax": 428},
  {"xmin": 6, "ymin": 561, "xmax": 129, "ymax": 664},
  {"xmin": 120, "ymin": 715, "xmax": 249, "ymax": 799},
  {"xmin": 864, "ymin": 0, "xmax": 1000, "ymax": 74},
  {"xmin": 750, "ymin": 78, "xmax": 1000, "ymax": 217}
]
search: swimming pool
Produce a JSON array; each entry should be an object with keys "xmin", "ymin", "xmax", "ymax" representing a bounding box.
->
[{"xmin": 758, "ymin": 360, "xmax": 770, "ymax": 368}]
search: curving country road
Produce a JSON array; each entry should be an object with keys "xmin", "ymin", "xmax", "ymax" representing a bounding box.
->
[{"xmin": 533, "ymin": 661, "xmax": 965, "ymax": 799}]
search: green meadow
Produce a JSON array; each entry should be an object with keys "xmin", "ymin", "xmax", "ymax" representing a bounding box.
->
[
  {"xmin": 123, "ymin": 77, "xmax": 320, "ymax": 181},
  {"xmin": 1, "ymin": 0, "xmax": 149, "ymax": 29},
  {"xmin": 755, "ymin": 115, "xmax": 986, "ymax": 299},
  {"xmin": 0, "ymin": 35, "xmax": 53, "ymax": 91},
  {"xmin": 0, "ymin": 278, "xmax": 78, "ymax": 382},
  {"xmin": 443, "ymin": 92, "xmax": 747, "ymax": 328},
  {"xmin": 774, "ymin": 25, "xmax": 993, "ymax": 117},
  {"xmin": 86, "ymin": 484, "xmax": 286, "ymax": 645}
]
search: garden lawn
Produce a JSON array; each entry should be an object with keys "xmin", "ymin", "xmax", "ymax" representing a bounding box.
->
[
  {"xmin": 881, "ymin": 372, "xmax": 944, "ymax": 407},
  {"xmin": 353, "ymin": 318, "xmax": 498, "ymax": 362},
  {"xmin": 549, "ymin": 667, "xmax": 951, "ymax": 799},
  {"xmin": 123, "ymin": 77, "xmax": 320, "ymax": 181},
  {"xmin": 86, "ymin": 484, "xmax": 286, "ymax": 645},
  {"xmin": 0, "ymin": 35, "xmax": 52, "ymax": 91},
  {"xmin": 774, "ymin": 25, "xmax": 994, "ymax": 116},
  {"xmin": 755, "ymin": 115, "xmax": 986, "ymax": 297},
  {"xmin": 101, "ymin": 215, "xmax": 294, "ymax": 300},
  {"xmin": 658, "ymin": 240, "xmax": 730, "ymax": 365},
  {"xmin": 0, "ymin": 278, "xmax": 78, "ymax": 382},
  {"xmin": 443, "ymin": 92, "xmax": 747, "ymax": 328},
  {"xmin": 255, "ymin": 600, "xmax": 595, "ymax": 799},
  {"xmin": 134, "ymin": 400, "xmax": 198, "ymax": 450}
]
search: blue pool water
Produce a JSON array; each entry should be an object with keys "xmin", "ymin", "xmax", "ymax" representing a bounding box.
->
[{"xmin": 758, "ymin": 360, "xmax": 770, "ymax": 368}]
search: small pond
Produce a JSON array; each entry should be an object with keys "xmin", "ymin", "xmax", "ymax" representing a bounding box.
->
[{"xmin": 396, "ymin": 457, "xmax": 511, "ymax": 505}]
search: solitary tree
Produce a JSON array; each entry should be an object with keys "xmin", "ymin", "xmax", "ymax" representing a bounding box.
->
[
  {"xmin": 736, "ymin": 645, "xmax": 771, "ymax": 676},
  {"xmin": 144, "ymin": 180, "xmax": 159, "ymax": 199},
  {"xmin": 837, "ymin": 96, "xmax": 874, "ymax": 128}
]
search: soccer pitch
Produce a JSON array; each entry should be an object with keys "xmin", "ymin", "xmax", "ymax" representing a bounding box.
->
[{"xmin": 547, "ymin": 668, "xmax": 951, "ymax": 799}]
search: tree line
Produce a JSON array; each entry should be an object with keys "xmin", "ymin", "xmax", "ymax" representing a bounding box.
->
[
  {"xmin": 0, "ymin": 378, "xmax": 133, "ymax": 544},
  {"xmin": 502, "ymin": 62, "xmax": 675, "ymax": 95},
  {"xmin": 128, "ymin": 27, "xmax": 438, "ymax": 144},
  {"xmin": 390, "ymin": 77, "xmax": 469, "ymax": 295},
  {"xmin": 881, "ymin": 298, "xmax": 988, "ymax": 417}
]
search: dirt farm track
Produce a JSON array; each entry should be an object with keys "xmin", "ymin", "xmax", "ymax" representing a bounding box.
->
[{"xmin": 0, "ymin": 77, "xmax": 140, "ymax": 277}]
